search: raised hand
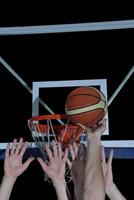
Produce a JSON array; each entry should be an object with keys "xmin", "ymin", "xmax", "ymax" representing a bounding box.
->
[
  {"xmin": 101, "ymin": 147, "xmax": 127, "ymax": 200},
  {"xmin": 101, "ymin": 146, "xmax": 114, "ymax": 188},
  {"xmin": 37, "ymin": 140, "xmax": 69, "ymax": 200},
  {"xmin": 78, "ymin": 118, "xmax": 107, "ymax": 139},
  {"xmin": 37, "ymin": 140, "xmax": 68, "ymax": 182},
  {"xmin": 66, "ymin": 142, "xmax": 86, "ymax": 181},
  {"xmin": 0, "ymin": 138, "xmax": 35, "ymax": 200},
  {"xmin": 4, "ymin": 138, "xmax": 34, "ymax": 180},
  {"xmin": 66, "ymin": 142, "xmax": 79, "ymax": 169}
]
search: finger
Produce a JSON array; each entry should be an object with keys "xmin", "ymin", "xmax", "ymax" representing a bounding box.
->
[
  {"xmin": 37, "ymin": 157, "xmax": 48, "ymax": 172},
  {"xmin": 99, "ymin": 118, "xmax": 107, "ymax": 132},
  {"xmin": 15, "ymin": 138, "xmax": 23, "ymax": 154},
  {"xmin": 77, "ymin": 123, "xmax": 92, "ymax": 133},
  {"xmin": 5, "ymin": 143, "xmax": 10, "ymax": 158},
  {"xmin": 108, "ymin": 149, "xmax": 113, "ymax": 166},
  {"xmin": 78, "ymin": 143, "xmax": 86, "ymax": 160},
  {"xmin": 69, "ymin": 144, "xmax": 75, "ymax": 160},
  {"xmin": 77, "ymin": 123, "xmax": 87, "ymax": 130},
  {"xmin": 45, "ymin": 143, "xmax": 53, "ymax": 161},
  {"xmin": 19, "ymin": 142, "xmax": 28, "ymax": 157},
  {"xmin": 101, "ymin": 145, "xmax": 106, "ymax": 163},
  {"xmin": 11, "ymin": 138, "xmax": 17, "ymax": 155},
  {"xmin": 52, "ymin": 140, "xmax": 58, "ymax": 157},
  {"xmin": 63, "ymin": 148, "xmax": 68, "ymax": 162},
  {"xmin": 72, "ymin": 142, "xmax": 79, "ymax": 156},
  {"xmin": 66, "ymin": 158, "xmax": 72, "ymax": 169},
  {"xmin": 93, "ymin": 118, "xmax": 107, "ymax": 135},
  {"xmin": 57, "ymin": 142, "xmax": 62, "ymax": 158},
  {"xmin": 21, "ymin": 157, "xmax": 35, "ymax": 172}
]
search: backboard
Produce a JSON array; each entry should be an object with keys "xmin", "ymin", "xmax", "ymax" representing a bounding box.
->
[{"xmin": 30, "ymin": 76, "xmax": 134, "ymax": 158}]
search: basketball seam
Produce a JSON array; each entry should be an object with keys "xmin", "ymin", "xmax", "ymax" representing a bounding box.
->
[
  {"xmin": 67, "ymin": 94, "xmax": 100, "ymax": 100},
  {"xmin": 66, "ymin": 101, "xmax": 102, "ymax": 111},
  {"xmin": 66, "ymin": 99, "xmax": 106, "ymax": 115},
  {"xmin": 67, "ymin": 108, "xmax": 104, "ymax": 116},
  {"xmin": 66, "ymin": 94, "xmax": 106, "ymax": 105}
]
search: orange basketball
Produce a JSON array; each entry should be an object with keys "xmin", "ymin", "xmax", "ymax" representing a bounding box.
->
[{"xmin": 65, "ymin": 86, "xmax": 107, "ymax": 127}]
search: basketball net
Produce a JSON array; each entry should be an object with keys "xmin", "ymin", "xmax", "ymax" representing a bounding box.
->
[{"xmin": 28, "ymin": 114, "xmax": 84, "ymax": 182}]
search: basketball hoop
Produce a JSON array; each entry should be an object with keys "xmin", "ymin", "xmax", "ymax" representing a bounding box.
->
[{"xmin": 28, "ymin": 114, "xmax": 84, "ymax": 182}]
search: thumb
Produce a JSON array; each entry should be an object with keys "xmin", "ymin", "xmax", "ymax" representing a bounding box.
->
[
  {"xmin": 22, "ymin": 157, "xmax": 35, "ymax": 171},
  {"xmin": 66, "ymin": 158, "xmax": 72, "ymax": 169}
]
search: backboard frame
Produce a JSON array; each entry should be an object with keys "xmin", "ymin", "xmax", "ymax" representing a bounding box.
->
[{"xmin": 32, "ymin": 79, "xmax": 109, "ymax": 135}]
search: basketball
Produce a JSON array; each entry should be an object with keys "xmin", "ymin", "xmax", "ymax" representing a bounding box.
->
[{"xmin": 65, "ymin": 86, "xmax": 107, "ymax": 127}]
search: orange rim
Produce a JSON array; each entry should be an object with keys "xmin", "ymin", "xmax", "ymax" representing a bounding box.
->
[
  {"xmin": 29, "ymin": 114, "xmax": 67, "ymax": 122},
  {"xmin": 28, "ymin": 114, "xmax": 84, "ymax": 145}
]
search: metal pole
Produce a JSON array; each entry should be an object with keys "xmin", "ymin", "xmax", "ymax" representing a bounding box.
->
[
  {"xmin": 1, "ymin": 20, "xmax": 134, "ymax": 35},
  {"xmin": 108, "ymin": 66, "xmax": 134, "ymax": 106},
  {"xmin": 0, "ymin": 56, "xmax": 64, "ymax": 124}
]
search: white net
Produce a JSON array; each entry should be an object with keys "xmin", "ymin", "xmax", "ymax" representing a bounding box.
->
[{"xmin": 28, "ymin": 114, "xmax": 84, "ymax": 182}]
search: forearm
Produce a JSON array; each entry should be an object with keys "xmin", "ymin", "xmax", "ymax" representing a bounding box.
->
[
  {"xmin": 82, "ymin": 136, "xmax": 105, "ymax": 200},
  {"xmin": 0, "ymin": 175, "xmax": 16, "ymax": 200},
  {"xmin": 52, "ymin": 179, "xmax": 68, "ymax": 200},
  {"xmin": 74, "ymin": 182, "xmax": 83, "ymax": 200},
  {"xmin": 106, "ymin": 183, "xmax": 127, "ymax": 200}
]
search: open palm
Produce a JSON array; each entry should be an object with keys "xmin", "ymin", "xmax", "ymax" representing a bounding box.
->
[
  {"xmin": 37, "ymin": 141, "xmax": 68, "ymax": 182},
  {"xmin": 4, "ymin": 138, "xmax": 34, "ymax": 179}
]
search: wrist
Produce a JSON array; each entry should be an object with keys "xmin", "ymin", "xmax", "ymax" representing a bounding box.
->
[
  {"xmin": 106, "ymin": 183, "xmax": 116, "ymax": 195},
  {"xmin": 2, "ymin": 174, "xmax": 17, "ymax": 183},
  {"xmin": 106, "ymin": 183, "xmax": 126, "ymax": 200},
  {"xmin": 88, "ymin": 134, "xmax": 101, "ymax": 145},
  {"xmin": 52, "ymin": 178, "xmax": 66, "ymax": 187}
]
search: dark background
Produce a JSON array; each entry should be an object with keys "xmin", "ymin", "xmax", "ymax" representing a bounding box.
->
[{"xmin": 0, "ymin": 4, "xmax": 134, "ymax": 199}]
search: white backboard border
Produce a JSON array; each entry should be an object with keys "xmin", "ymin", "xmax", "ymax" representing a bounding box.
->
[{"xmin": 32, "ymin": 79, "xmax": 109, "ymax": 135}]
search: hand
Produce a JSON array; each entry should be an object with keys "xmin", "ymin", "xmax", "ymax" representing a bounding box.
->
[
  {"xmin": 37, "ymin": 140, "xmax": 68, "ymax": 183},
  {"xmin": 4, "ymin": 138, "xmax": 35, "ymax": 180},
  {"xmin": 66, "ymin": 142, "xmax": 86, "ymax": 180},
  {"xmin": 101, "ymin": 146, "xmax": 114, "ymax": 188},
  {"xmin": 78, "ymin": 118, "xmax": 107, "ymax": 139},
  {"xmin": 66, "ymin": 142, "xmax": 79, "ymax": 169},
  {"xmin": 72, "ymin": 144, "xmax": 86, "ymax": 183}
]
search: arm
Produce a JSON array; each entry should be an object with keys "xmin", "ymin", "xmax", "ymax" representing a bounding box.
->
[
  {"xmin": 0, "ymin": 138, "xmax": 34, "ymax": 200},
  {"xmin": 37, "ymin": 140, "xmax": 69, "ymax": 200},
  {"xmin": 106, "ymin": 184, "xmax": 127, "ymax": 200},
  {"xmin": 67, "ymin": 142, "xmax": 86, "ymax": 200},
  {"xmin": 52, "ymin": 179, "xmax": 68, "ymax": 200},
  {"xmin": 0, "ymin": 176, "xmax": 16, "ymax": 200},
  {"xmin": 82, "ymin": 121, "xmax": 106, "ymax": 200},
  {"xmin": 101, "ymin": 146, "xmax": 127, "ymax": 200}
]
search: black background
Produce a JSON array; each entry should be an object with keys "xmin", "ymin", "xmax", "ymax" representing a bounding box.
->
[{"xmin": 0, "ymin": 4, "xmax": 134, "ymax": 199}]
